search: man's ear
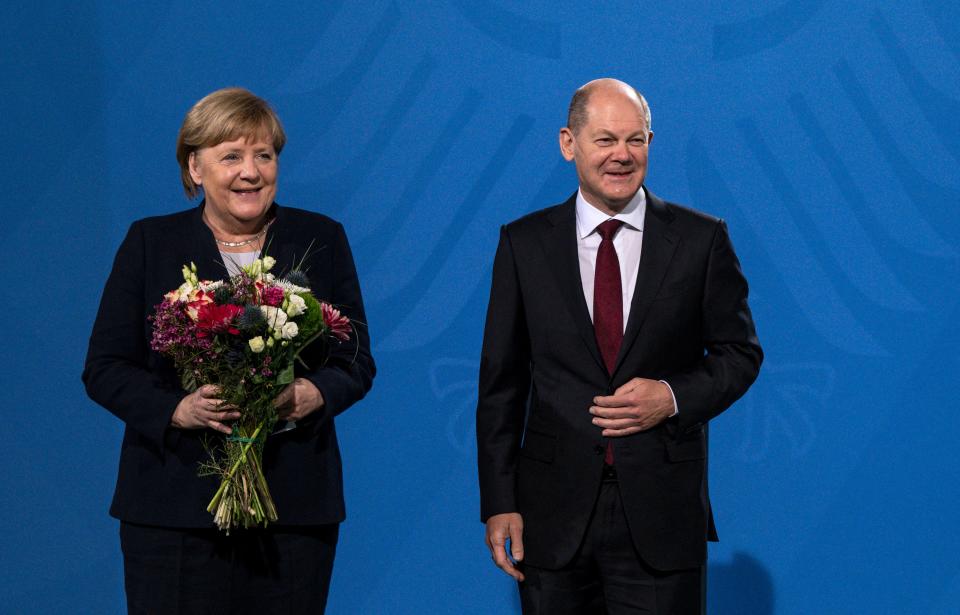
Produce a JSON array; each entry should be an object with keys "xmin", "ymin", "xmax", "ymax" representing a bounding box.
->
[
  {"xmin": 188, "ymin": 151, "xmax": 202, "ymax": 185},
  {"xmin": 559, "ymin": 127, "xmax": 575, "ymax": 161}
]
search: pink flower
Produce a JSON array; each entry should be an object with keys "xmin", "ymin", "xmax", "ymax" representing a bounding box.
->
[
  {"xmin": 261, "ymin": 285, "xmax": 285, "ymax": 307},
  {"xmin": 321, "ymin": 303, "xmax": 351, "ymax": 341}
]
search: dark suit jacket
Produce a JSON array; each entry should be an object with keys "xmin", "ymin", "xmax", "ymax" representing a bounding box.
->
[
  {"xmin": 476, "ymin": 189, "xmax": 761, "ymax": 571},
  {"xmin": 83, "ymin": 203, "xmax": 374, "ymax": 527}
]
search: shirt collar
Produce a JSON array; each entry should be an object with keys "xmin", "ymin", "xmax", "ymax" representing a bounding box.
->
[{"xmin": 575, "ymin": 187, "xmax": 647, "ymax": 239}]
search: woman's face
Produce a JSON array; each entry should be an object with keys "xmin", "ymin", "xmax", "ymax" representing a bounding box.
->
[{"xmin": 189, "ymin": 134, "xmax": 278, "ymax": 231}]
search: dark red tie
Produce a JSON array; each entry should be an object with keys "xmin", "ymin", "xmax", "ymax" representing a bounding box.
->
[{"xmin": 593, "ymin": 219, "xmax": 623, "ymax": 465}]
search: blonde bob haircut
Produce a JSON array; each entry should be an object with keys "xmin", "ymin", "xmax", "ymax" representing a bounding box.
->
[{"xmin": 175, "ymin": 87, "xmax": 286, "ymax": 198}]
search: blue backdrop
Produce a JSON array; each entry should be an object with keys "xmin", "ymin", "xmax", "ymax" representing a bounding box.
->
[{"xmin": 3, "ymin": 2, "xmax": 958, "ymax": 613}]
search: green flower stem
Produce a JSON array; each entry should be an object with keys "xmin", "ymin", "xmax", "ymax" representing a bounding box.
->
[
  {"xmin": 206, "ymin": 421, "xmax": 267, "ymax": 515},
  {"xmin": 252, "ymin": 446, "xmax": 276, "ymax": 523},
  {"xmin": 254, "ymin": 455, "xmax": 278, "ymax": 520}
]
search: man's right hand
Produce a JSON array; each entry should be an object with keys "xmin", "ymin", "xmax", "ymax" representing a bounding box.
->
[{"xmin": 485, "ymin": 512, "xmax": 525, "ymax": 582}]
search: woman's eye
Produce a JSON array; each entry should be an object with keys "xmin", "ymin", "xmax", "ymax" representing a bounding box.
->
[
  {"xmin": 222, "ymin": 153, "xmax": 240, "ymax": 162},
  {"xmin": 256, "ymin": 153, "xmax": 274, "ymax": 161}
]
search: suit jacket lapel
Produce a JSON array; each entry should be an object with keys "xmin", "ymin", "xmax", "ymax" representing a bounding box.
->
[
  {"xmin": 614, "ymin": 189, "xmax": 679, "ymax": 376},
  {"xmin": 541, "ymin": 195, "xmax": 607, "ymax": 374}
]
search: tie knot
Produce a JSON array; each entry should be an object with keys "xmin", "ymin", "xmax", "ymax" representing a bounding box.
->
[{"xmin": 596, "ymin": 219, "xmax": 623, "ymax": 241}]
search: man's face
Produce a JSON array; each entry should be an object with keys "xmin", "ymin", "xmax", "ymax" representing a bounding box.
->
[{"xmin": 559, "ymin": 88, "xmax": 652, "ymax": 214}]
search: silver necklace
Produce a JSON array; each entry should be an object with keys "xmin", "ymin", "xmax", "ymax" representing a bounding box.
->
[{"xmin": 214, "ymin": 219, "xmax": 273, "ymax": 247}]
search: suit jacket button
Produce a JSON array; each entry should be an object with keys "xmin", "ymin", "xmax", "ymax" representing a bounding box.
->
[{"xmin": 593, "ymin": 445, "xmax": 605, "ymax": 455}]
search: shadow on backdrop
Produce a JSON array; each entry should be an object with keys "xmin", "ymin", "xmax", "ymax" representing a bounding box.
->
[{"xmin": 708, "ymin": 551, "xmax": 774, "ymax": 615}]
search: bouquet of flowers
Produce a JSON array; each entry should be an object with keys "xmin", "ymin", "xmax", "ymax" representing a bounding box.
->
[{"xmin": 150, "ymin": 256, "xmax": 351, "ymax": 532}]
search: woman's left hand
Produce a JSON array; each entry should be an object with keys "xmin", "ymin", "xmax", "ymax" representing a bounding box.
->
[{"xmin": 274, "ymin": 378, "xmax": 325, "ymax": 421}]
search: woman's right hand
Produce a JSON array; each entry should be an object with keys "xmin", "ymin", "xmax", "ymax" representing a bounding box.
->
[{"xmin": 170, "ymin": 384, "xmax": 240, "ymax": 434}]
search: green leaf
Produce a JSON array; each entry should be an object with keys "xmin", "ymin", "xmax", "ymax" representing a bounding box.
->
[{"xmin": 277, "ymin": 363, "xmax": 295, "ymax": 386}]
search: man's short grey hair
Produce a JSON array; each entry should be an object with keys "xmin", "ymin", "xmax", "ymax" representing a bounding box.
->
[{"xmin": 566, "ymin": 83, "xmax": 652, "ymax": 135}]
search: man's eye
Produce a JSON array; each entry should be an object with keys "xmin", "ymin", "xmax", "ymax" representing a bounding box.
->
[
  {"xmin": 597, "ymin": 138, "xmax": 614, "ymax": 145},
  {"xmin": 630, "ymin": 138, "xmax": 647, "ymax": 145}
]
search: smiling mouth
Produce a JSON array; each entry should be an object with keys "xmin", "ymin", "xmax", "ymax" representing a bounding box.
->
[{"xmin": 232, "ymin": 187, "xmax": 262, "ymax": 194}]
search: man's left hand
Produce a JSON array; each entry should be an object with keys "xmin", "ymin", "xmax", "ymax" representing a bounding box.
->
[
  {"xmin": 274, "ymin": 378, "xmax": 325, "ymax": 421},
  {"xmin": 590, "ymin": 378, "xmax": 674, "ymax": 436}
]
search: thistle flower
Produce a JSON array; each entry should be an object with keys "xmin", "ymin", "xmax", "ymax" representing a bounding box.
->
[
  {"xmin": 237, "ymin": 305, "xmax": 267, "ymax": 333},
  {"xmin": 224, "ymin": 347, "xmax": 246, "ymax": 368},
  {"xmin": 284, "ymin": 270, "xmax": 311, "ymax": 290},
  {"xmin": 213, "ymin": 286, "xmax": 234, "ymax": 305}
]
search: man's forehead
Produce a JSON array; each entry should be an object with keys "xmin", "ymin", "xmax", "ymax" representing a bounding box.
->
[{"xmin": 584, "ymin": 99, "xmax": 647, "ymax": 130}]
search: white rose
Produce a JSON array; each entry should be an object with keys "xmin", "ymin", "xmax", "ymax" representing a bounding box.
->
[
  {"xmin": 280, "ymin": 321, "xmax": 299, "ymax": 340},
  {"xmin": 262, "ymin": 256, "xmax": 276, "ymax": 272},
  {"xmin": 260, "ymin": 305, "xmax": 288, "ymax": 328},
  {"xmin": 248, "ymin": 336, "xmax": 265, "ymax": 353},
  {"xmin": 285, "ymin": 294, "xmax": 307, "ymax": 317}
]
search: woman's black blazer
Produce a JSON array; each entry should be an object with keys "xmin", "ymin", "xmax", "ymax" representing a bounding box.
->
[{"xmin": 83, "ymin": 203, "xmax": 375, "ymax": 527}]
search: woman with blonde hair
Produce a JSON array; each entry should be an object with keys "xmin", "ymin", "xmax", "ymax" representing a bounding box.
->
[{"xmin": 84, "ymin": 87, "xmax": 375, "ymax": 614}]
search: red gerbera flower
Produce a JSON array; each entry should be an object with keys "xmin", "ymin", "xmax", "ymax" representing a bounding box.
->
[{"xmin": 196, "ymin": 303, "xmax": 243, "ymax": 336}]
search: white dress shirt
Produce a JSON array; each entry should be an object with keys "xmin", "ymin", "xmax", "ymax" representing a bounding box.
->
[
  {"xmin": 575, "ymin": 189, "xmax": 646, "ymax": 328},
  {"xmin": 575, "ymin": 188, "xmax": 679, "ymax": 415}
]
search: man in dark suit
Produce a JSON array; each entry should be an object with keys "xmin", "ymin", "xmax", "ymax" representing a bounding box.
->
[{"xmin": 476, "ymin": 78, "xmax": 762, "ymax": 613}]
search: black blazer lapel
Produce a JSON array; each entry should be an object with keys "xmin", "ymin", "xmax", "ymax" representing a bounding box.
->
[
  {"xmin": 541, "ymin": 195, "xmax": 607, "ymax": 375},
  {"xmin": 614, "ymin": 189, "xmax": 679, "ymax": 376},
  {"xmin": 262, "ymin": 204, "xmax": 302, "ymax": 278},
  {"xmin": 189, "ymin": 203, "xmax": 227, "ymax": 281}
]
